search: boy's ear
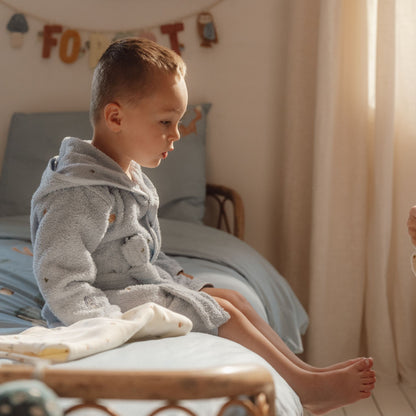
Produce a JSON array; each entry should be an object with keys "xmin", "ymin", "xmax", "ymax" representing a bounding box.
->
[{"xmin": 103, "ymin": 102, "xmax": 122, "ymax": 133}]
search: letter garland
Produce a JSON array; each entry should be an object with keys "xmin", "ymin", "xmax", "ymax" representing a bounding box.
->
[{"xmin": 1, "ymin": 0, "xmax": 224, "ymax": 67}]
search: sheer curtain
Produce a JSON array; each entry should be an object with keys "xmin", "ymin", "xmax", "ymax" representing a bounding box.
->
[{"xmin": 277, "ymin": 0, "xmax": 416, "ymax": 384}]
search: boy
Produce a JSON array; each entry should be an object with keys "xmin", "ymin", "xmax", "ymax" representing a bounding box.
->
[{"xmin": 31, "ymin": 38, "xmax": 375, "ymax": 414}]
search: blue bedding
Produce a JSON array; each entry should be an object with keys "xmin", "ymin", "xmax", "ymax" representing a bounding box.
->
[
  {"xmin": 0, "ymin": 215, "xmax": 308, "ymax": 353},
  {"xmin": 0, "ymin": 215, "xmax": 307, "ymax": 415},
  {"xmin": 0, "ymin": 217, "xmax": 44, "ymax": 332}
]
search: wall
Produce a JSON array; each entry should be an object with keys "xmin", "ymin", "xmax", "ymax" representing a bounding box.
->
[{"xmin": 0, "ymin": 0, "xmax": 289, "ymax": 269}]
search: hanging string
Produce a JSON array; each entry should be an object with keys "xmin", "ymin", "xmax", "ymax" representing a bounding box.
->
[{"xmin": 0, "ymin": 0, "xmax": 226, "ymax": 33}]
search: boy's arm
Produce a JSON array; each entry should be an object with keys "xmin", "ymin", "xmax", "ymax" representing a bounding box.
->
[{"xmin": 32, "ymin": 187, "xmax": 122, "ymax": 326}]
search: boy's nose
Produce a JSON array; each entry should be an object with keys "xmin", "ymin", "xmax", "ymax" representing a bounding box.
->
[{"xmin": 172, "ymin": 125, "xmax": 181, "ymax": 141}]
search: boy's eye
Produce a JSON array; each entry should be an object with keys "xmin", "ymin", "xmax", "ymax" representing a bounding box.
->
[{"xmin": 160, "ymin": 121, "xmax": 171, "ymax": 126}]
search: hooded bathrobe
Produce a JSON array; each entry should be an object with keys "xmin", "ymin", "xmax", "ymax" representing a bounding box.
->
[{"xmin": 31, "ymin": 137, "xmax": 230, "ymax": 333}]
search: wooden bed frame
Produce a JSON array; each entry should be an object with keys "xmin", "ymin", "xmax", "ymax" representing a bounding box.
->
[
  {"xmin": 205, "ymin": 183, "xmax": 245, "ymax": 240},
  {"xmin": 0, "ymin": 184, "xmax": 276, "ymax": 416}
]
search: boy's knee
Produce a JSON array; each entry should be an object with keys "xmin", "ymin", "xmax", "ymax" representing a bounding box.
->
[
  {"xmin": 204, "ymin": 288, "xmax": 251, "ymax": 316},
  {"xmin": 214, "ymin": 296, "xmax": 246, "ymax": 325},
  {"xmin": 222, "ymin": 289, "xmax": 250, "ymax": 312},
  {"xmin": 215, "ymin": 297, "xmax": 239, "ymax": 317}
]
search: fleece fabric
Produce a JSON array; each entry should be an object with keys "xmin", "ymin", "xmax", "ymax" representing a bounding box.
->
[
  {"xmin": 0, "ymin": 303, "xmax": 193, "ymax": 363},
  {"xmin": 30, "ymin": 137, "xmax": 230, "ymax": 333}
]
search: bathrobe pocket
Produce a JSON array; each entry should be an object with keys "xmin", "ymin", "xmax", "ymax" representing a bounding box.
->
[{"xmin": 121, "ymin": 234, "xmax": 149, "ymax": 267}]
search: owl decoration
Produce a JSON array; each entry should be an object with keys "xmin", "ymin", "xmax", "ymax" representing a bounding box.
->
[{"xmin": 197, "ymin": 12, "xmax": 218, "ymax": 47}]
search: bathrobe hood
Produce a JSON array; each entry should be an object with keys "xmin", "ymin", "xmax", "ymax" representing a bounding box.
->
[{"xmin": 32, "ymin": 136, "xmax": 156, "ymax": 205}]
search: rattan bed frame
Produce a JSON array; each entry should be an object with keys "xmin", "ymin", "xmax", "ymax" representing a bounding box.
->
[{"xmin": 0, "ymin": 184, "xmax": 276, "ymax": 416}]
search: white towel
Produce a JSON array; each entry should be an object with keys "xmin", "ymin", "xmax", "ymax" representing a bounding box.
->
[{"xmin": 0, "ymin": 303, "xmax": 192, "ymax": 363}]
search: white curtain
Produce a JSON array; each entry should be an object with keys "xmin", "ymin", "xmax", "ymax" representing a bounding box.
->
[{"xmin": 277, "ymin": 0, "xmax": 416, "ymax": 384}]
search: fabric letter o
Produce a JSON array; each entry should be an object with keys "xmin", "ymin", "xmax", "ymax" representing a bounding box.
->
[{"xmin": 59, "ymin": 30, "xmax": 81, "ymax": 64}]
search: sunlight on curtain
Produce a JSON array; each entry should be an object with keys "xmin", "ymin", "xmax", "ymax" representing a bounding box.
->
[
  {"xmin": 388, "ymin": 0, "xmax": 416, "ymax": 385},
  {"xmin": 279, "ymin": 0, "xmax": 416, "ymax": 385},
  {"xmin": 367, "ymin": 0, "xmax": 377, "ymax": 109}
]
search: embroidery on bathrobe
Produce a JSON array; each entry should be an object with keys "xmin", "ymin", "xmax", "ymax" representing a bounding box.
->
[{"xmin": 12, "ymin": 247, "xmax": 33, "ymax": 257}]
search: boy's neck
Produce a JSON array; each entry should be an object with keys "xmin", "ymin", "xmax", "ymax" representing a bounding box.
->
[{"xmin": 91, "ymin": 130, "xmax": 132, "ymax": 180}]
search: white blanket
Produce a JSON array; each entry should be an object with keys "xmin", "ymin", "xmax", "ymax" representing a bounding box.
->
[{"xmin": 0, "ymin": 303, "xmax": 192, "ymax": 363}]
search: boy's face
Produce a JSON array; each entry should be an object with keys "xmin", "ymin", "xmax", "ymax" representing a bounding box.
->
[{"xmin": 117, "ymin": 72, "xmax": 188, "ymax": 170}]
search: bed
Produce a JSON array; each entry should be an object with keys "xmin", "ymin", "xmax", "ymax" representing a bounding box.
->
[{"xmin": 0, "ymin": 107, "xmax": 308, "ymax": 415}]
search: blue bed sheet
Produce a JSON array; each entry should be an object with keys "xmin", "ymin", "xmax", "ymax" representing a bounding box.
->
[{"xmin": 0, "ymin": 216, "xmax": 308, "ymax": 353}]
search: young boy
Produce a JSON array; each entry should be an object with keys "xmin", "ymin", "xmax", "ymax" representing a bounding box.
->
[{"xmin": 31, "ymin": 38, "xmax": 375, "ymax": 414}]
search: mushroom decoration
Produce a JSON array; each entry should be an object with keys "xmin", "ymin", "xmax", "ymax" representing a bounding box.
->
[{"xmin": 7, "ymin": 13, "xmax": 29, "ymax": 49}]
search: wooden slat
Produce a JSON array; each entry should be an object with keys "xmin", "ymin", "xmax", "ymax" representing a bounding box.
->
[
  {"xmin": 205, "ymin": 183, "xmax": 245, "ymax": 240},
  {"xmin": 0, "ymin": 364, "xmax": 274, "ymax": 403},
  {"xmin": 372, "ymin": 383, "xmax": 416, "ymax": 416}
]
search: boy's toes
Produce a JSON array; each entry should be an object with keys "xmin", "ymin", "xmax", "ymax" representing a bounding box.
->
[
  {"xmin": 355, "ymin": 357, "xmax": 373, "ymax": 371},
  {"xmin": 365, "ymin": 357, "xmax": 374, "ymax": 368},
  {"xmin": 361, "ymin": 383, "xmax": 375, "ymax": 393},
  {"xmin": 362, "ymin": 376, "xmax": 376, "ymax": 385},
  {"xmin": 361, "ymin": 370, "xmax": 376, "ymax": 379},
  {"xmin": 360, "ymin": 391, "xmax": 372, "ymax": 399}
]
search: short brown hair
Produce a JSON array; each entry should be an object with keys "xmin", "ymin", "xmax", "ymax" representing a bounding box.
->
[{"xmin": 90, "ymin": 37, "xmax": 187, "ymax": 124}]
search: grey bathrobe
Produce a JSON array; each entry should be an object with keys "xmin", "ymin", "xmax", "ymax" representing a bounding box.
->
[{"xmin": 31, "ymin": 137, "xmax": 230, "ymax": 333}]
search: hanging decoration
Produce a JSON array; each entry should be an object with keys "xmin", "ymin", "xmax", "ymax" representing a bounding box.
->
[
  {"xmin": 88, "ymin": 33, "xmax": 111, "ymax": 69},
  {"xmin": 197, "ymin": 12, "xmax": 218, "ymax": 47},
  {"xmin": 160, "ymin": 23, "xmax": 184, "ymax": 55},
  {"xmin": 42, "ymin": 25, "xmax": 82, "ymax": 63},
  {"xmin": 1, "ymin": 0, "xmax": 225, "ymax": 66},
  {"xmin": 59, "ymin": 29, "xmax": 81, "ymax": 63},
  {"xmin": 42, "ymin": 25, "xmax": 62, "ymax": 58},
  {"xmin": 6, "ymin": 13, "xmax": 28, "ymax": 48}
]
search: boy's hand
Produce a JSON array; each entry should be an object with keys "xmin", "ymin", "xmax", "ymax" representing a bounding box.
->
[{"xmin": 407, "ymin": 206, "xmax": 416, "ymax": 246}]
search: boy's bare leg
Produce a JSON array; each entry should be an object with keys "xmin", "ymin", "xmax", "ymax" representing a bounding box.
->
[
  {"xmin": 211, "ymin": 296, "xmax": 376, "ymax": 415},
  {"xmin": 202, "ymin": 287, "xmax": 366, "ymax": 373}
]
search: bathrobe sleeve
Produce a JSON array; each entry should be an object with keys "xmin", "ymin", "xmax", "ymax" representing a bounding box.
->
[
  {"xmin": 154, "ymin": 251, "xmax": 183, "ymax": 276},
  {"xmin": 32, "ymin": 186, "xmax": 123, "ymax": 325},
  {"xmin": 153, "ymin": 251, "xmax": 213, "ymax": 291}
]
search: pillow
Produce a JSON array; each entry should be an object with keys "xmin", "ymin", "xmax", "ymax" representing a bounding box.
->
[
  {"xmin": 0, "ymin": 104, "xmax": 210, "ymax": 223},
  {"xmin": 0, "ymin": 111, "xmax": 93, "ymax": 217}
]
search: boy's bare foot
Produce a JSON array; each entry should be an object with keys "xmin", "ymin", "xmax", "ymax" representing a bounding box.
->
[
  {"xmin": 305, "ymin": 357, "xmax": 372, "ymax": 373},
  {"xmin": 300, "ymin": 358, "xmax": 376, "ymax": 415}
]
